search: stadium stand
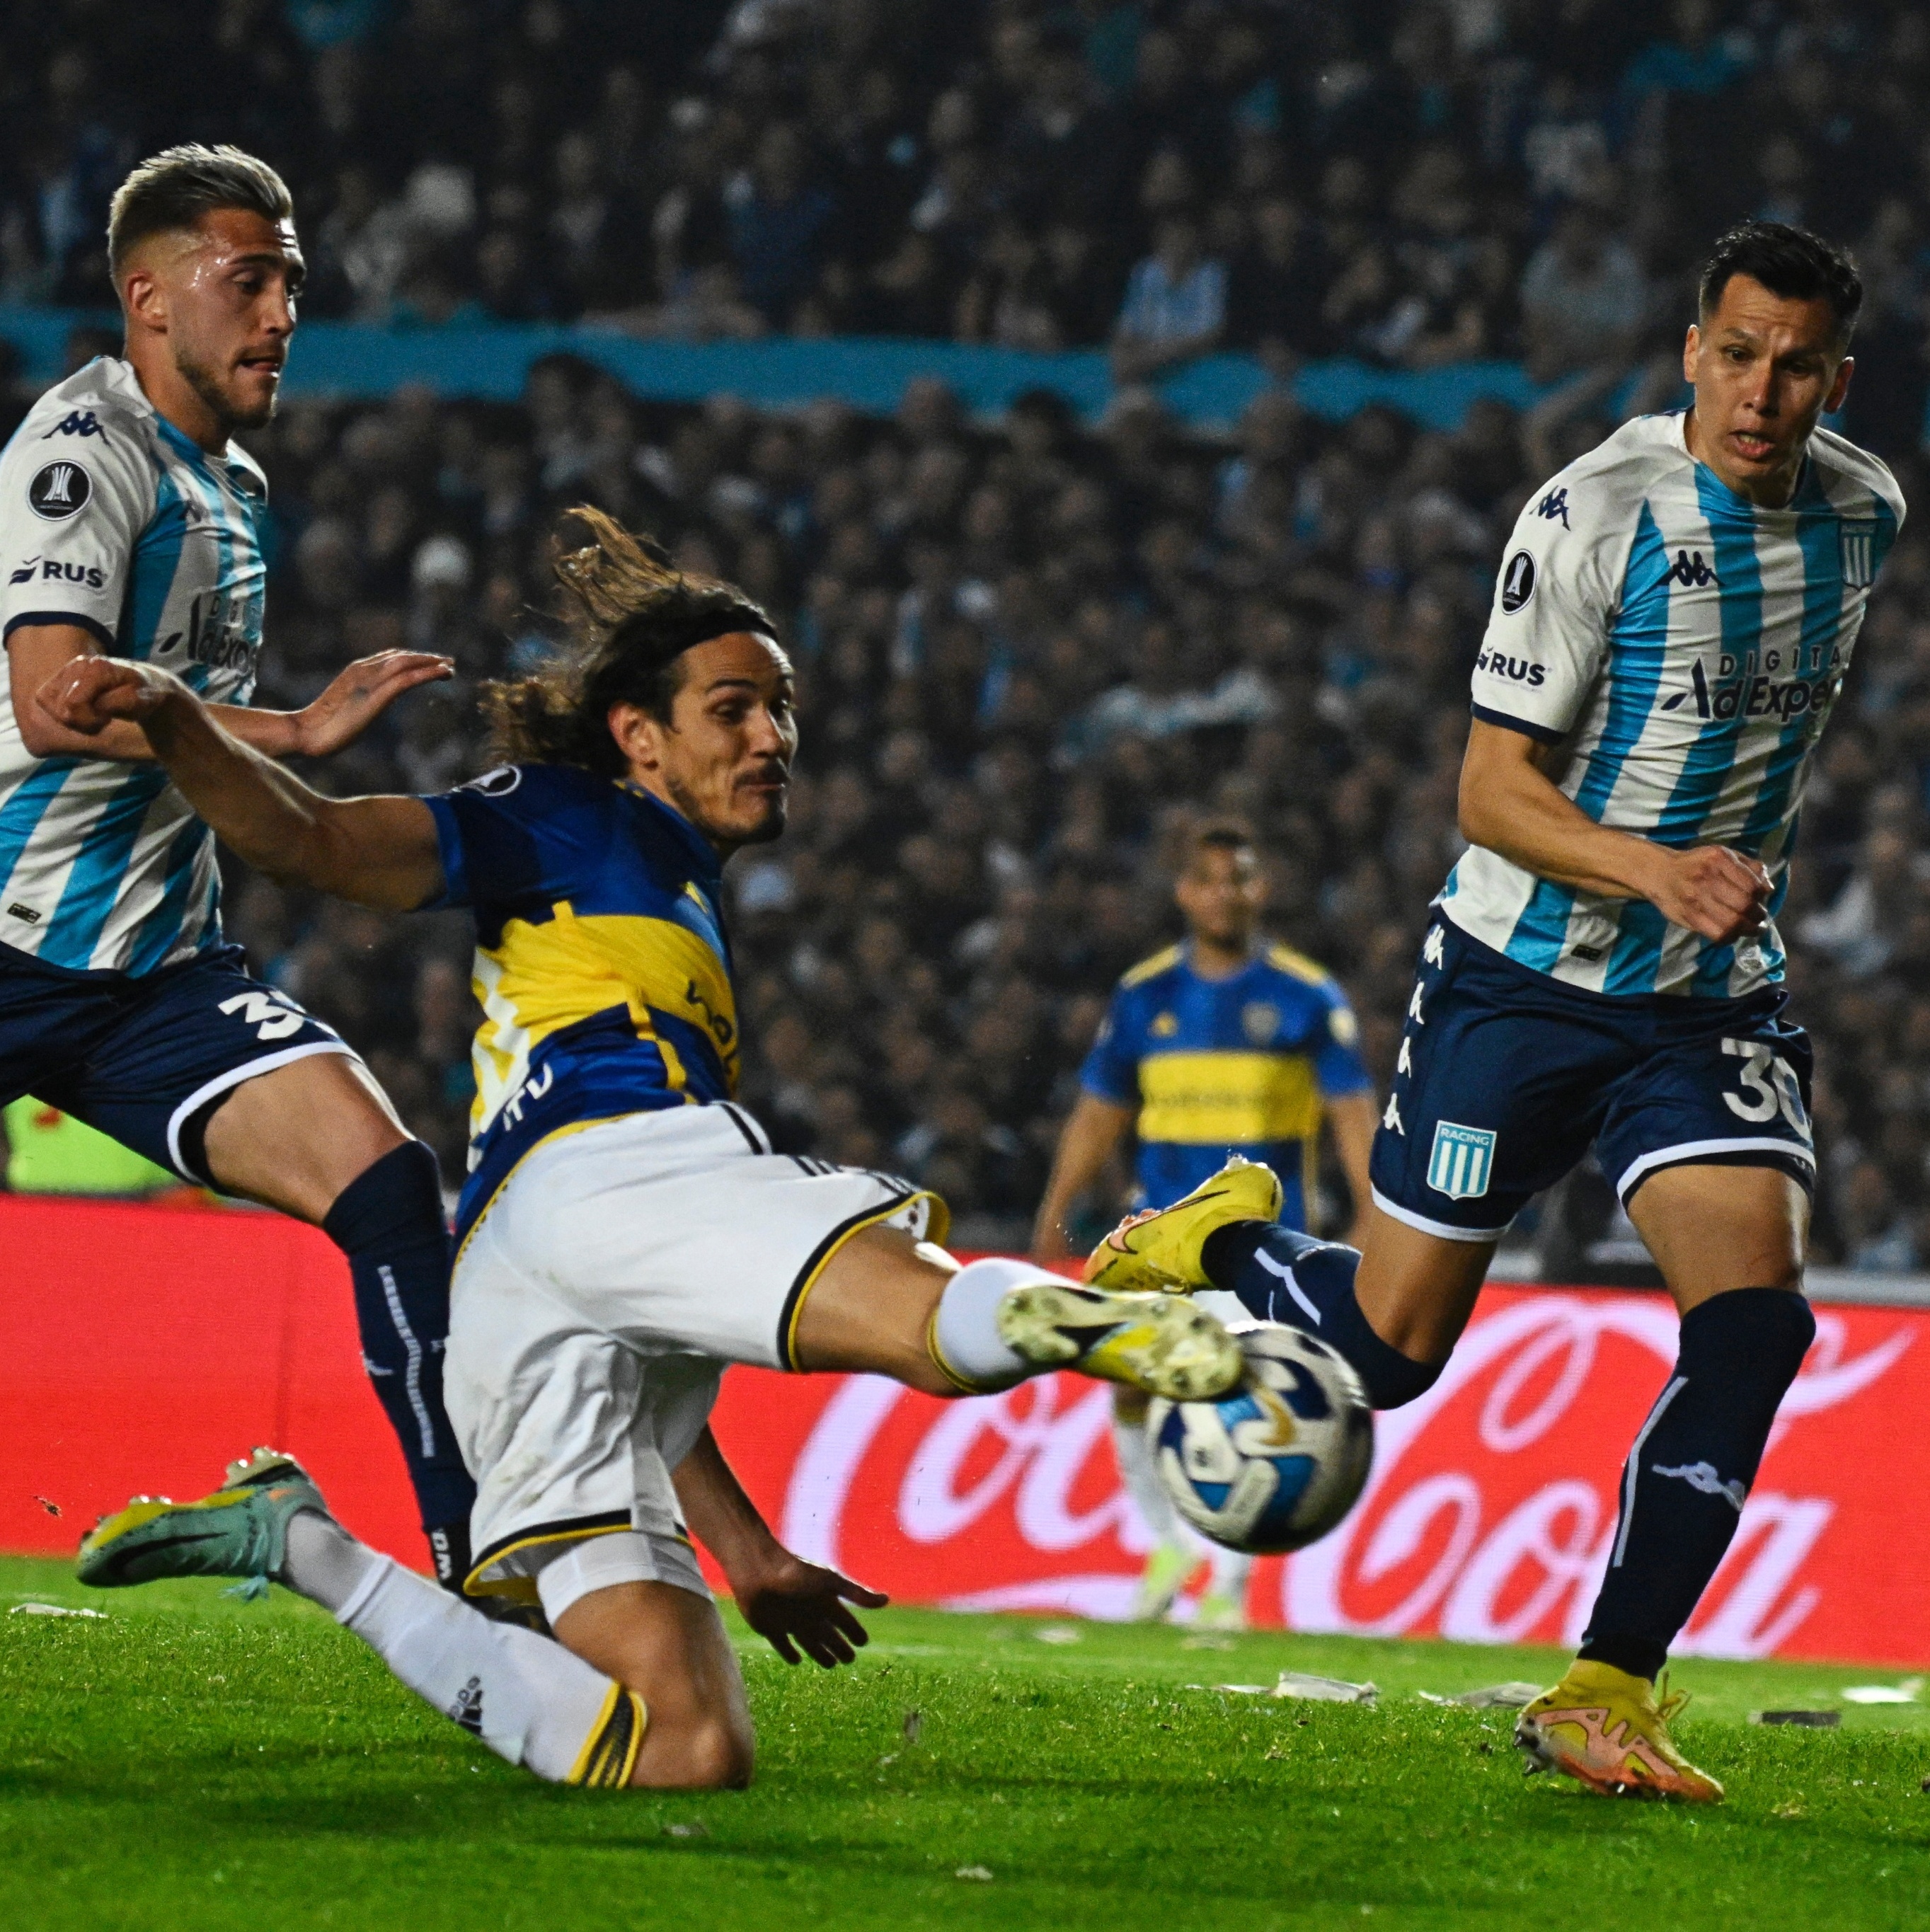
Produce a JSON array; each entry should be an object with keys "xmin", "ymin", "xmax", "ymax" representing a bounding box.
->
[{"xmin": 4, "ymin": 1, "xmax": 1930, "ymax": 1266}]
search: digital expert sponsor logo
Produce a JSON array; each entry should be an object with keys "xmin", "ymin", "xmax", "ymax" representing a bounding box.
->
[{"xmin": 28, "ymin": 460, "xmax": 91, "ymax": 520}]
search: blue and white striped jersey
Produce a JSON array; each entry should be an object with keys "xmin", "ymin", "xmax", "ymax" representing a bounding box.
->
[
  {"xmin": 0, "ymin": 357, "xmax": 268, "ymax": 975},
  {"xmin": 1440, "ymin": 411, "xmax": 1904, "ymax": 998}
]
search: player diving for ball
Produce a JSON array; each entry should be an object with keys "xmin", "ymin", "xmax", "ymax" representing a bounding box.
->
[
  {"xmin": 54, "ymin": 508, "xmax": 1244, "ymax": 1790},
  {"xmin": 1032, "ymin": 819, "xmax": 1374, "ymax": 1630},
  {"xmin": 1079, "ymin": 223, "xmax": 1896, "ymax": 1802},
  {"xmin": 0, "ymin": 146, "xmax": 480, "ymax": 1582}
]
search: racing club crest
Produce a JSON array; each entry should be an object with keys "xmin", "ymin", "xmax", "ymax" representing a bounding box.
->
[
  {"xmin": 1428, "ymin": 1120, "xmax": 1496, "ymax": 1200},
  {"xmin": 1839, "ymin": 521, "xmax": 1876, "ymax": 589}
]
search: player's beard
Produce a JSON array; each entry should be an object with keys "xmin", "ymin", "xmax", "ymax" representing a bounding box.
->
[{"xmin": 176, "ymin": 343, "xmax": 278, "ymax": 434}]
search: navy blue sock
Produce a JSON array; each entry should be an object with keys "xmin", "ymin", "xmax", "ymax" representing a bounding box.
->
[
  {"xmin": 1580, "ymin": 1287, "xmax": 1815, "ymax": 1681},
  {"xmin": 322, "ymin": 1141, "xmax": 477, "ymax": 1577},
  {"xmin": 1200, "ymin": 1222, "xmax": 1442, "ymax": 1409}
]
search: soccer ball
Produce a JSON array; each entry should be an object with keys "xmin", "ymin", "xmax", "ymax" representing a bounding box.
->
[{"xmin": 1147, "ymin": 1323, "xmax": 1374, "ymax": 1555}]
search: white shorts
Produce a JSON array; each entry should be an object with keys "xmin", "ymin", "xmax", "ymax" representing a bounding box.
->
[{"xmin": 447, "ymin": 1103, "xmax": 946, "ymax": 1609}]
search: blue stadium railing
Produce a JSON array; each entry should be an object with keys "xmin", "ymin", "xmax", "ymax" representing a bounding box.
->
[{"xmin": 0, "ymin": 306, "xmax": 1554, "ymax": 431}]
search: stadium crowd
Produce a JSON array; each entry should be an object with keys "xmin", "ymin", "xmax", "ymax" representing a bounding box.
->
[
  {"xmin": 1, "ymin": 1, "xmax": 1929, "ymax": 442},
  {"xmin": 6, "ymin": 0, "xmax": 1930, "ymax": 1267},
  {"xmin": 4, "ymin": 340, "xmax": 1925, "ymax": 1266}
]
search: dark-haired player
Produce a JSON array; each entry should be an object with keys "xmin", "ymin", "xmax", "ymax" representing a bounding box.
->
[
  {"xmin": 50, "ymin": 509, "xmax": 1243, "ymax": 1789},
  {"xmin": 1033, "ymin": 820, "xmax": 1373, "ymax": 1629},
  {"xmin": 1085, "ymin": 223, "xmax": 1899, "ymax": 1800},
  {"xmin": 0, "ymin": 146, "xmax": 477, "ymax": 1578}
]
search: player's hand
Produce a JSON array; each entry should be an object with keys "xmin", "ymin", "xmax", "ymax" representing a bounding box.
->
[
  {"xmin": 733, "ymin": 1550, "xmax": 889, "ymax": 1668},
  {"xmin": 292, "ymin": 650, "xmax": 454, "ymax": 757},
  {"xmin": 35, "ymin": 655, "xmax": 180, "ymax": 734},
  {"xmin": 1647, "ymin": 843, "xmax": 1774, "ymax": 944}
]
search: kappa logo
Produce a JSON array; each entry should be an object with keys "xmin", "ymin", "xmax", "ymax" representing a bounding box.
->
[
  {"xmin": 1428, "ymin": 1120, "xmax": 1495, "ymax": 1200},
  {"xmin": 28, "ymin": 460, "xmax": 91, "ymax": 520},
  {"xmin": 1653, "ymin": 1460, "xmax": 1748, "ymax": 1512},
  {"xmin": 1534, "ymin": 488, "xmax": 1570, "ymax": 529},
  {"xmin": 40, "ymin": 410, "xmax": 103, "ymax": 440},
  {"xmin": 1499, "ymin": 550, "xmax": 1536, "ymax": 614},
  {"xmin": 1665, "ymin": 548, "xmax": 1718, "ymax": 589}
]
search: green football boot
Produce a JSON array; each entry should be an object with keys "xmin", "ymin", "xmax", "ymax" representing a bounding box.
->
[
  {"xmin": 77, "ymin": 1447, "xmax": 327, "ymax": 1592},
  {"xmin": 996, "ymin": 1282, "xmax": 1243, "ymax": 1400}
]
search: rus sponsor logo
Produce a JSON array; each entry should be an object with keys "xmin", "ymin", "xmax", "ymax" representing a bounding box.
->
[{"xmin": 1474, "ymin": 648, "xmax": 1545, "ymax": 686}]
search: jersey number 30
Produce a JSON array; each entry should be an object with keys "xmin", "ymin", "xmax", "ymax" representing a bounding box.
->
[{"xmin": 1720, "ymin": 1037, "xmax": 1808, "ymax": 1132}]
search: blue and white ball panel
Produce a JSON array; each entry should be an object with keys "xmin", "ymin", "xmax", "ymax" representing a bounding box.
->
[
  {"xmin": 1445, "ymin": 413, "xmax": 1903, "ymax": 999},
  {"xmin": 1149, "ymin": 1323, "xmax": 1373, "ymax": 1556},
  {"xmin": 0, "ymin": 943, "xmax": 349, "ymax": 1181},
  {"xmin": 1369, "ymin": 917, "xmax": 1815, "ymax": 1238}
]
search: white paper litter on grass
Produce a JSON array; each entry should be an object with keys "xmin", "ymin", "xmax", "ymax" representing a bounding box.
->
[
  {"xmin": 9, "ymin": 1602, "xmax": 106, "ymax": 1618},
  {"xmin": 1273, "ymin": 1672, "xmax": 1377, "ymax": 1705},
  {"xmin": 1415, "ymin": 1681, "xmax": 1543, "ymax": 1710},
  {"xmin": 1187, "ymin": 1672, "xmax": 1377, "ymax": 1704},
  {"xmin": 1841, "ymin": 1679, "xmax": 1922, "ymax": 1705}
]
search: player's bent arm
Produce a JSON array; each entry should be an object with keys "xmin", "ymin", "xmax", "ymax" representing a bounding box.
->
[
  {"xmin": 1030, "ymin": 1092, "xmax": 1136, "ymax": 1260},
  {"xmin": 671, "ymin": 1427, "xmax": 887, "ymax": 1669},
  {"xmin": 10, "ymin": 623, "xmax": 451, "ymax": 763},
  {"xmin": 1457, "ymin": 718, "xmax": 1771, "ymax": 947},
  {"xmin": 40, "ymin": 656, "xmax": 444, "ymax": 911}
]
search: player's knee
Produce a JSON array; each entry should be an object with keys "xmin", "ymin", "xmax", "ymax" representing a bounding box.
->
[{"xmin": 635, "ymin": 1711, "xmax": 755, "ymax": 1790}]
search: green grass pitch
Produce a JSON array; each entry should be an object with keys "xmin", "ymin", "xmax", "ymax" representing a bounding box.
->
[{"xmin": 3, "ymin": 1553, "xmax": 1927, "ymax": 1931}]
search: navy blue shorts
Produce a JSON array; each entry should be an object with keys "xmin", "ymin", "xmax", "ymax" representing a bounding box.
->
[
  {"xmin": 0, "ymin": 943, "xmax": 350, "ymax": 1183},
  {"xmin": 1368, "ymin": 915, "xmax": 1815, "ymax": 1241}
]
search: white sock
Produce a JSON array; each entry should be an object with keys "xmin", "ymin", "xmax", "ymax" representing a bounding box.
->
[
  {"xmin": 282, "ymin": 1510, "xmax": 382, "ymax": 1613},
  {"xmin": 1113, "ymin": 1414, "xmax": 1185, "ymax": 1548},
  {"xmin": 284, "ymin": 1521, "xmax": 639, "ymax": 1786},
  {"xmin": 930, "ymin": 1255, "xmax": 1063, "ymax": 1390},
  {"xmin": 1206, "ymin": 1544, "xmax": 1253, "ymax": 1605}
]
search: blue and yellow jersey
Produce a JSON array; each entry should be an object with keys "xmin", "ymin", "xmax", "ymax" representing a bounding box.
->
[
  {"xmin": 1080, "ymin": 941, "xmax": 1371, "ymax": 1227},
  {"xmin": 424, "ymin": 764, "xmax": 741, "ymax": 1245}
]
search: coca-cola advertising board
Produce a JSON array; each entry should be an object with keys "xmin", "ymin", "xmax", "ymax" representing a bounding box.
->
[
  {"xmin": 708, "ymin": 1284, "xmax": 1930, "ymax": 1665},
  {"xmin": 1, "ymin": 1196, "xmax": 1925, "ymax": 1666}
]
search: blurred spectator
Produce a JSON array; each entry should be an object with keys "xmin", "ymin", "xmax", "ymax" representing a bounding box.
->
[
  {"xmin": 1520, "ymin": 205, "xmax": 1650, "ymax": 384},
  {"xmin": 1111, "ymin": 217, "xmax": 1227, "ymax": 384},
  {"xmin": 6, "ymin": 0, "xmax": 1930, "ymax": 1257}
]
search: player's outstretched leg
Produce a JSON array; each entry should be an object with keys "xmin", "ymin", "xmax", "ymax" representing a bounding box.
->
[
  {"xmin": 795, "ymin": 1234, "xmax": 1243, "ymax": 1401},
  {"xmin": 933, "ymin": 1256, "xmax": 1242, "ymax": 1400},
  {"xmin": 79, "ymin": 1450, "xmax": 653, "ymax": 1788},
  {"xmin": 1084, "ymin": 1159, "xmax": 1441, "ymax": 1409}
]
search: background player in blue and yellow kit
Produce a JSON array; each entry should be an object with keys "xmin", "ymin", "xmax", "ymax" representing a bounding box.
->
[{"xmin": 1033, "ymin": 820, "xmax": 1374, "ymax": 1626}]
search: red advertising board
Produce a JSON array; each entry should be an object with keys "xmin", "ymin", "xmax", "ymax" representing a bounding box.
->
[{"xmin": 3, "ymin": 1195, "xmax": 1926, "ymax": 1665}]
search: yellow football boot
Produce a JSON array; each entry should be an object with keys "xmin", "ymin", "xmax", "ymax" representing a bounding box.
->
[
  {"xmin": 1514, "ymin": 1660, "xmax": 1724, "ymax": 1803},
  {"xmin": 996, "ymin": 1282, "xmax": 1243, "ymax": 1400},
  {"xmin": 1083, "ymin": 1157, "xmax": 1285, "ymax": 1295}
]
